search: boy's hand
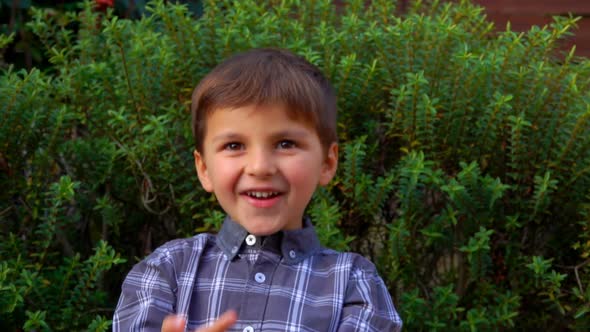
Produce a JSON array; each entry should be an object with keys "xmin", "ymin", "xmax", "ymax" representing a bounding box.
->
[{"xmin": 162, "ymin": 311, "xmax": 237, "ymax": 332}]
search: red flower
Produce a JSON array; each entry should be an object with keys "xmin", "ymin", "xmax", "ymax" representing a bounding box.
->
[
  {"xmin": 96, "ymin": 0, "xmax": 114, "ymax": 6},
  {"xmin": 95, "ymin": 0, "xmax": 114, "ymax": 11}
]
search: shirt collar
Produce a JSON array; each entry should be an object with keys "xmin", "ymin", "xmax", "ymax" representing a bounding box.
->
[{"xmin": 216, "ymin": 215, "xmax": 321, "ymax": 265}]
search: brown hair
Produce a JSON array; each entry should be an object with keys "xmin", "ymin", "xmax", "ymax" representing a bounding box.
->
[{"xmin": 191, "ymin": 48, "xmax": 337, "ymax": 153}]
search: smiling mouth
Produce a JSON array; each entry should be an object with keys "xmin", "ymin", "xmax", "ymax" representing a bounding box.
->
[{"xmin": 244, "ymin": 191, "xmax": 281, "ymax": 199}]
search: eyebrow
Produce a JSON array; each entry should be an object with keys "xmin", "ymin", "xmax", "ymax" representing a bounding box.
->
[
  {"xmin": 269, "ymin": 129, "xmax": 311, "ymax": 140},
  {"xmin": 211, "ymin": 129, "xmax": 312, "ymax": 144},
  {"xmin": 211, "ymin": 132, "xmax": 245, "ymax": 144}
]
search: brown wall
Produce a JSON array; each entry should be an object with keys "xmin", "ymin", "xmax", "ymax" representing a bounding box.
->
[{"xmin": 472, "ymin": 0, "xmax": 590, "ymax": 58}]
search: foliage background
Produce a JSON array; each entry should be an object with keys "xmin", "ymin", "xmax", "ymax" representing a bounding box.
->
[{"xmin": 1, "ymin": 0, "xmax": 590, "ymax": 330}]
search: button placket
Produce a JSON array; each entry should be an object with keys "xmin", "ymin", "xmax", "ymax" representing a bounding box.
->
[{"xmin": 238, "ymin": 248, "xmax": 279, "ymax": 332}]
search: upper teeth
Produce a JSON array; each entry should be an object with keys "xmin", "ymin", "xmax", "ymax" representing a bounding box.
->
[{"xmin": 248, "ymin": 191, "xmax": 278, "ymax": 198}]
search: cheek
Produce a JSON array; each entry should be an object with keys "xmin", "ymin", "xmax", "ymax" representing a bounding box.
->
[
  {"xmin": 209, "ymin": 158, "xmax": 241, "ymax": 191},
  {"xmin": 284, "ymin": 158, "xmax": 321, "ymax": 193}
]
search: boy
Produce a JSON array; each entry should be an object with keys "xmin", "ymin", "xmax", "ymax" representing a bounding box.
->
[{"xmin": 113, "ymin": 48, "xmax": 402, "ymax": 332}]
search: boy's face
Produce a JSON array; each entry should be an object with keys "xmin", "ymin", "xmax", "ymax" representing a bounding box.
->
[{"xmin": 194, "ymin": 104, "xmax": 338, "ymax": 236}]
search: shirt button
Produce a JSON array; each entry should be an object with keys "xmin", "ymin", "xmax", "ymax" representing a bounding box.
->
[
  {"xmin": 254, "ymin": 272, "xmax": 266, "ymax": 283},
  {"xmin": 245, "ymin": 234, "xmax": 256, "ymax": 246},
  {"xmin": 289, "ymin": 250, "xmax": 297, "ymax": 259},
  {"xmin": 243, "ymin": 326, "xmax": 254, "ymax": 332}
]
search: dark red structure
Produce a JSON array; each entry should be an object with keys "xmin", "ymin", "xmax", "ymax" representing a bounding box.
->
[
  {"xmin": 471, "ymin": 0, "xmax": 590, "ymax": 58},
  {"xmin": 337, "ymin": 0, "xmax": 590, "ymax": 59}
]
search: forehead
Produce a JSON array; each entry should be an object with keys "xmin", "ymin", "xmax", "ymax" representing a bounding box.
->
[{"xmin": 205, "ymin": 103, "xmax": 316, "ymax": 135}]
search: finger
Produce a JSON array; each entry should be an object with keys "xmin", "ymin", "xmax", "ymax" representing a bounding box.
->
[
  {"xmin": 196, "ymin": 310, "xmax": 238, "ymax": 332},
  {"xmin": 162, "ymin": 315, "xmax": 186, "ymax": 332}
]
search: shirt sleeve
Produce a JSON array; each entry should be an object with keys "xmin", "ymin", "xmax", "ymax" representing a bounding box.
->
[
  {"xmin": 337, "ymin": 259, "xmax": 403, "ymax": 332},
  {"xmin": 112, "ymin": 246, "xmax": 178, "ymax": 332}
]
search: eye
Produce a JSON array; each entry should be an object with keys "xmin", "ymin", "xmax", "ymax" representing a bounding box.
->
[
  {"xmin": 223, "ymin": 142, "xmax": 244, "ymax": 151},
  {"xmin": 277, "ymin": 140, "xmax": 296, "ymax": 149}
]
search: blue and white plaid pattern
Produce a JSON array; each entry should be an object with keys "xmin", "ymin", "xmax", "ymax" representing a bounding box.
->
[{"xmin": 113, "ymin": 217, "xmax": 402, "ymax": 331}]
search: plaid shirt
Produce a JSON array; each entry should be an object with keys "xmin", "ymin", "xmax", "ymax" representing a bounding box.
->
[{"xmin": 113, "ymin": 216, "xmax": 402, "ymax": 331}]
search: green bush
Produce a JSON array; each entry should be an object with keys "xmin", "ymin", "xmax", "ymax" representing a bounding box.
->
[
  {"xmin": 0, "ymin": 0, "xmax": 202, "ymax": 70},
  {"xmin": 1, "ymin": 0, "xmax": 590, "ymax": 330}
]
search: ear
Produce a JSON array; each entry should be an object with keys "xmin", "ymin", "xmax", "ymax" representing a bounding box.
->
[
  {"xmin": 319, "ymin": 142, "xmax": 338, "ymax": 186},
  {"xmin": 194, "ymin": 150, "xmax": 213, "ymax": 192}
]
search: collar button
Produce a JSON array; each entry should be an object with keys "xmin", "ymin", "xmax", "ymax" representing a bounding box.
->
[{"xmin": 245, "ymin": 234, "xmax": 256, "ymax": 246}]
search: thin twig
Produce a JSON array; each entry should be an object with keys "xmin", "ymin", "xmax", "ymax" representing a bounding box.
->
[
  {"xmin": 556, "ymin": 258, "xmax": 590, "ymax": 294},
  {"xmin": 58, "ymin": 153, "xmax": 75, "ymax": 178},
  {"xmin": 574, "ymin": 267, "xmax": 583, "ymax": 294},
  {"xmin": 118, "ymin": 42, "xmax": 142, "ymax": 124},
  {"xmin": 0, "ymin": 205, "xmax": 13, "ymax": 218}
]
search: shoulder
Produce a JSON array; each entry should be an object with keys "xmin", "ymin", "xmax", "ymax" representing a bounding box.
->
[
  {"xmin": 312, "ymin": 247, "xmax": 380, "ymax": 277},
  {"xmin": 143, "ymin": 233, "xmax": 218, "ymax": 268}
]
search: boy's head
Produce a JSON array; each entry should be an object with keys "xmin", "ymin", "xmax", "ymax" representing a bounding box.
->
[
  {"xmin": 191, "ymin": 48, "xmax": 337, "ymax": 154},
  {"xmin": 191, "ymin": 48, "xmax": 339, "ymax": 235}
]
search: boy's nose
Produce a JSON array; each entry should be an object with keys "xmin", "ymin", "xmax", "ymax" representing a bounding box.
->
[{"xmin": 245, "ymin": 148, "xmax": 277, "ymax": 177}]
